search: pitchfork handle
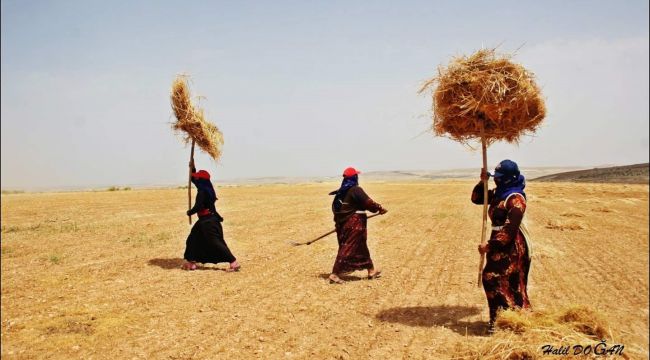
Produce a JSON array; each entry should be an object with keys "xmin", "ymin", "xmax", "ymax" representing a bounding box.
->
[
  {"xmin": 478, "ymin": 134, "xmax": 488, "ymax": 287},
  {"xmin": 188, "ymin": 140, "xmax": 195, "ymax": 225},
  {"xmin": 306, "ymin": 213, "xmax": 382, "ymax": 245}
]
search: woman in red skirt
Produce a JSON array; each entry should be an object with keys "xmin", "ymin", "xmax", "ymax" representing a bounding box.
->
[
  {"xmin": 473, "ymin": 159, "xmax": 531, "ymax": 332},
  {"xmin": 328, "ymin": 167, "xmax": 387, "ymax": 284}
]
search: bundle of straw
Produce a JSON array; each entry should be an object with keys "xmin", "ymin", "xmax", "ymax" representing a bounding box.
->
[
  {"xmin": 171, "ymin": 75, "xmax": 224, "ymax": 161},
  {"xmin": 419, "ymin": 48, "xmax": 546, "ymax": 287},
  {"xmin": 451, "ymin": 306, "xmax": 628, "ymax": 360},
  {"xmin": 170, "ymin": 74, "xmax": 223, "ymax": 224},
  {"xmin": 419, "ymin": 48, "xmax": 546, "ymax": 145}
]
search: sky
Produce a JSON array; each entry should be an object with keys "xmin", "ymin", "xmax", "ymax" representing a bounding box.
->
[{"xmin": 1, "ymin": 0, "xmax": 648, "ymax": 190}]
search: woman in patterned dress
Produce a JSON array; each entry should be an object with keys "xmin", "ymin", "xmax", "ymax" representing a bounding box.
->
[
  {"xmin": 472, "ymin": 159, "xmax": 531, "ymax": 331},
  {"xmin": 328, "ymin": 167, "xmax": 387, "ymax": 284}
]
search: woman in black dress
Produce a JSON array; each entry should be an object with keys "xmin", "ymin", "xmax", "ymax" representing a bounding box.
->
[{"xmin": 182, "ymin": 160, "xmax": 240, "ymax": 272}]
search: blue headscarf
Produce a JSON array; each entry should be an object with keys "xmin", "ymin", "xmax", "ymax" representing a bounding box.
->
[
  {"xmin": 490, "ymin": 159, "xmax": 526, "ymax": 201},
  {"xmin": 191, "ymin": 177, "xmax": 217, "ymax": 203},
  {"xmin": 329, "ymin": 175, "xmax": 359, "ymax": 212},
  {"xmin": 493, "ymin": 174, "xmax": 526, "ymax": 201}
]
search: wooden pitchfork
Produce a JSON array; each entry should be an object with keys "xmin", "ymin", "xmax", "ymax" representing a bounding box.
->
[{"xmin": 290, "ymin": 213, "xmax": 382, "ymax": 246}]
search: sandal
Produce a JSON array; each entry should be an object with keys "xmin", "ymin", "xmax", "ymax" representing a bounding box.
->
[
  {"xmin": 226, "ymin": 262, "xmax": 241, "ymax": 272},
  {"xmin": 328, "ymin": 275, "xmax": 344, "ymax": 284},
  {"xmin": 368, "ymin": 270, "xmax": 382, "ymax": 280},
  {"xmin": 487, "ymin": 321, "xmax": 495, "ymax": 335},
  {"xmin": 182, "ymin": 262, "xmax": 197, "ymax": 271}
]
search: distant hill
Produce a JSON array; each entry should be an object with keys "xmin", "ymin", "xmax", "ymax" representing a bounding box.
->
[
  {"xmin": 531, "ymin": 163, "xmax": 649, "ymax": 184},
  {"xmin": 363, "ymin": 167, "xmax": 584, "ymax": 181}
]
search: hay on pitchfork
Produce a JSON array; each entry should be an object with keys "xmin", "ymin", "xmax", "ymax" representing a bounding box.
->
[
  {"xmin": 419, "ymin": 48, "xmax": 546, "ymax": 145},
  {"xmin": 171, "ymin": 75, "xmax": 224, "ymax": 161}
]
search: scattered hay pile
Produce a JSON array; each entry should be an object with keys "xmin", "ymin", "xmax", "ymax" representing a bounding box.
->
[
  {"xmin": 171, "ymin": 75, "xmax": 224, "ymax": 161},
  {"xmin": 453, "ymin": 306, "xmax": 632, "ymax": 360},
  {"xmin": 419, "ymin": 48, "xmax": 546, "ymax": 145},
  {"xmin": 495, "ymin": 306, "xmax": 609, "ymax": 339},
  {"xmin": 545, "ymin": 220, "xmax": 586, "ymax": 231},
  {"xmin": 560, "ymin": 212, "xmax": 586, "ymax": 218}
]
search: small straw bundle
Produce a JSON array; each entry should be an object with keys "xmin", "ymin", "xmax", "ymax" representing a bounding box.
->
[
  {"xmin": 419, "ymin": 48, "xmax": 546, "ymax": 145},
  {"xmin": 171, "ymin": 75, "xmax": 223, "ymax": 161},
  {"xmin": 170, "ymin": 74, "xmax": 223, "ymax": 224},
  {"xmin": 495, "ymin": 306, "xmax": 609, "ymax": 339}
]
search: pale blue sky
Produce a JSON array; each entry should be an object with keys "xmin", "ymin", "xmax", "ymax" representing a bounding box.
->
[{"xmin": 2, "ymin": 0, "xmax": 648, "ymax": 190}]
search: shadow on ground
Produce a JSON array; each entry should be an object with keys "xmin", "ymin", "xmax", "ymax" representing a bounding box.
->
[
  {"xmin": 148, "ymin": 258, "xmax": 229, "ymax": 271},
  {"xmin": 376, "ymin": 305, "xmax": 487, "ymax": 336},
  {"xmin": 317, "ymin": 273, "xmax": 368, "ymax": 282},
  {"xmin": 148, "ymin": 258, "xmax": 184, "ymax": 269}
]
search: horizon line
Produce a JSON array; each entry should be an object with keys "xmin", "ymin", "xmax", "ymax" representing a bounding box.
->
[{"xmin": 4, "ymin": 163, "xmax": 648, "ymax": 193}]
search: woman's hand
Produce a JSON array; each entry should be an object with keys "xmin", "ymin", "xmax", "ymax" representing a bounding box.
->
[
  {"xmin": 478, "ymin": 243, "xmax": 489, "ymax": 254},
  {"xmin": 379, "ymin": 207, "xmax": 388, "ymax": 215}
]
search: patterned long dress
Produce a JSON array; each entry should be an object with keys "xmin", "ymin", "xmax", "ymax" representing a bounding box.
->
[
  {"xmin": 332, "ymin": 186, "xmax": 384, "ymax": 274},
  {"xmin": 472, "ymin": 182, "xmax": 531, "ymax": 323}
]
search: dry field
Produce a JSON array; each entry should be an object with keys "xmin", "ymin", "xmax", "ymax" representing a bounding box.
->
[{"xmin": 1, "ymin": 180, "xmax": 648, "ymax": 359}]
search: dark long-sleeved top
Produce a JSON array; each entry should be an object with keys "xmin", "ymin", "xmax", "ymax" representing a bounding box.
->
[
  {"xmin": 333, "ymin": 186, "xmax": 383, "ymax": 225},
  {"xmin": 188, "ymin": 165, "xmax": 218, "ymax": 218},
  {"xmin": 187, "ymin": 190, "xmax": 217, "ymax": 217}
]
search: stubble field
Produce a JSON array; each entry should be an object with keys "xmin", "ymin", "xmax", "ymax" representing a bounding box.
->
[{"xmin": 1, "ymin": 180, "xmax": 648, "ymax": 359}]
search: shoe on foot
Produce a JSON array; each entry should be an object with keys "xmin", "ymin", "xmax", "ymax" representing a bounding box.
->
[
  {"xmin": 227, "ymin": 261, "xmax": 241, "ymax": 272},
  {"xmin": 368, "ymin": 269, "xmax": 382, "ymax": 279},
  {"xmin": 182, "ymin": 262, "xmax": 197, "ymax": 271},
  {"xmin": 487, "ymin": 321, "xmax": 495, "ymax": 335},
  {"xmin": 328, "ymin": 274, "xmax": 344, "ymax": 284}
]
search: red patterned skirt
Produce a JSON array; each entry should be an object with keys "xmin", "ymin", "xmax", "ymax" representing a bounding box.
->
[
  {"xmin": 482, "ymin": 229, "xmax": 531, "ymax": 322},
  {"xmin": 332, "ymin": 214, "xmax": 374, "ymax": 274}
]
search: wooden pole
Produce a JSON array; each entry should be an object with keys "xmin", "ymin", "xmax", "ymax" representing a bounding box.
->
[
  {"xmin": 291, "ymin": 213, "xmax": 382, "ymax": 246},
  {"xmin": 188, "ymin": 140, "xmax": 195, "ymax": 225},
  {"xmin": 478, "ymin": 131, "xmax": 488, "ymax": 287}
]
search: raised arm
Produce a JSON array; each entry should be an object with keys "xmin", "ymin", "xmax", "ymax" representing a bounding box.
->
[
  {"xmin": 471, "ymin": 181, "xmax": 494, "ymax": 204},
  {"xmin": 471, "ymin": 169, "xmax": 494, "ymax": 205}
]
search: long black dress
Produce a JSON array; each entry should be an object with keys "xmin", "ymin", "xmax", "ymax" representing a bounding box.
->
[{"xmin": 184, "ymin": 179, "xmax": 236, "ymax": 264}]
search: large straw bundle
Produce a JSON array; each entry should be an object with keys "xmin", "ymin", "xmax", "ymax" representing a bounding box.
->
[
  {"xmin": 171, "ymin": 75, "xmax": 224, "ymax": 161},
  {"xmin": 419, "ymin": 48, "xmax": 546, "ymax": 145},
  {"xmin": 420, "ymin": 48, "xmax": 547, "ymax": 287}
]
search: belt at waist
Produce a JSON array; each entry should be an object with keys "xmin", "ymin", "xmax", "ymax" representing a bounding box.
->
[
  {"xmin": 491, "ymin": 225, "xmax": 504, "ymax": 231},
  {"xmin": 198, "ymin": 209, "xmax": 212, "ymax": 217},
  {"xmin": 355, "ymin": 211, "xmax": 367, "ymax": 214}
]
